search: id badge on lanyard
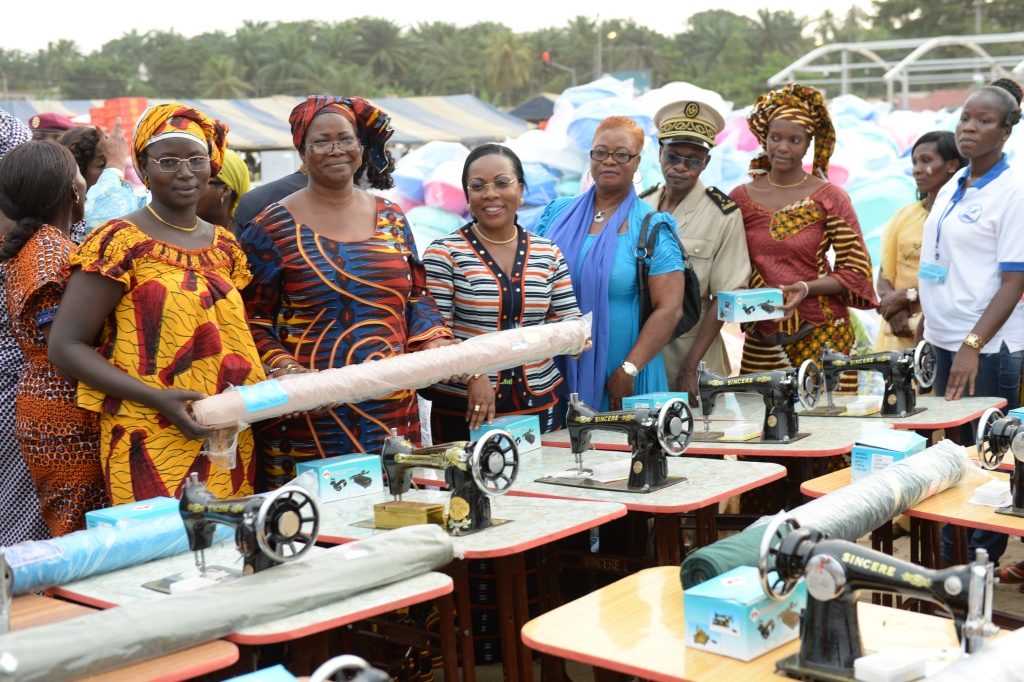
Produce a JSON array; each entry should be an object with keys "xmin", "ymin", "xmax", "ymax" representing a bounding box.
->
[{"xmin": 922, "ymin": 192, "xmax": 958, "ymax": 286}]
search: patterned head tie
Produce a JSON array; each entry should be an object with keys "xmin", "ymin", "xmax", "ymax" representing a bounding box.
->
[
  {"xmin": 289, "ymin": 95, "xmax": 394, "ymax": 172},
  {"xmin": 747, "ymin": 82, "xmax": 835, "ymax": 179},
  {"xmin": 132, "ymin": 103, "xmax": 229, "ymax": 177}
]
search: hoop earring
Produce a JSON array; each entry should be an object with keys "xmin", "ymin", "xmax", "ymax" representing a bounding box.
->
[{"xmin": 72, "ymin": 186, "xmax": 81, "ymax": 204}]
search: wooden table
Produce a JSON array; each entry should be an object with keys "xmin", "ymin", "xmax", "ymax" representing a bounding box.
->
[
  {"xmin": 49, "ymin": 543, "xmax": 457, "ymax": 680},
  {"xmin": 10, "ymin": 594, "xmax": 240, "ymax": 681},
  {"xmin": 521, "ymin": 566, "xmax": 964, "ymax": 682},
  {"xmin": 314, "ymin": 490, "xmax": 627, "ymax": 682},
  {"xmin": 503, "ymin": 446, "xmax": 786, "ymax": 565}
]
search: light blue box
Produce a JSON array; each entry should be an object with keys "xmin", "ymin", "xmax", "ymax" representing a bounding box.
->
[
  {"xmin": 622, "ymin": 392, "xmax": 689, "ymax": 411},
  {"xmin": 470, "ymin": 414, "xmax": 541, "ymax": 454},
  {"xmin": 1008, "ymin": 407, "xmax": 1024, "ymax": 422},
  {"xmin": 684, "ymin": 565, "xmax": 806, "ymax": 661},
  {"xmin": 223, "ymin": 665, "xmax": 298, "ymax": 681},
  {"xmin": 851, "ymin": 429, "xmax": 927, "ymax": 480},
  {"xmin": 296, "ymin": 454, "xmax": 384, "ymax": 503},
  {"xmin": 85, "ymin": 496, "xmax": 180, "ymax": 529},
  {"xmin": 717, "ymin": 288, "xmax": 784, "ymax": 323}
]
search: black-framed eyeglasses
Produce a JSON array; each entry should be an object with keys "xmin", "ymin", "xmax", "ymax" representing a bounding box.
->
[
  {"xmin": 467, "ymin": 177, "xmax": 518, "ymax": 194},
  {"xmin": 663, "ymin": 152, "xmax": 706, "ymax": 171},
  {"xmin": 590, "ymin": 148, "xmax": 639, "ymax": 164},
  {"xmin": 152, "ymin": 156, "xmax": 210, "ymax": 173},
  {"xmin": 309, "ymin": 138, "xmax": 361, "ymax": 155}
]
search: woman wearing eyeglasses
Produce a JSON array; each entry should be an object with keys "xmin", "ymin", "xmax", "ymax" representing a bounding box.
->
[
  {"xmin": 239, "ymin": 96, "xmax": 453, "ymax": 489},
  {"xmin": 48, "ymin": 103, "xmax": 266, "ymax": 504},
  {"xmin": 536, "ymin": 116, "xmax": 684, "ymax": 411},
  {"xmin": 423, "ymin": 144, "xmax": 581, "ymax": 440}
]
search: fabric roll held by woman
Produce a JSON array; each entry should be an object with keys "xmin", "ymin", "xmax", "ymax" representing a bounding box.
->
[
  {"xmin": 240, "ymin": 96, "xmax": 452, "ymax": 489},
  {"xmin": 536, "ymin": 116, "xmax": 684, "ymax": 412},
  {"xmin": 49, "ymin": 103, "xmax": 265, "ymax": 504}
]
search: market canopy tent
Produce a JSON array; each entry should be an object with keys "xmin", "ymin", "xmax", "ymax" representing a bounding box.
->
[{"xmin": 0, "ymin": 94, "xmax": 532, "ymax": 150}]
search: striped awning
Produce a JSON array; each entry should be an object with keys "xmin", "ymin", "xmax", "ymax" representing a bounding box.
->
[{"xmin": 0, "ymin": 94, "xmax": 531, "ymax": 150}]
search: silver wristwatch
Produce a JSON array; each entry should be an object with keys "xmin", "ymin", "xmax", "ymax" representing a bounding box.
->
[
  {"xmin": 621, "ymin": 361, "xmax": 639, "ymax": 377},
  {"xmin": 905, "ymin": 287, "xmax": 918, "ymax": 303}
]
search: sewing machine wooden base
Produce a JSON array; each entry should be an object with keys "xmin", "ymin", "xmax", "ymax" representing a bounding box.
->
[
  {"xmin": 995, "ymin": 506, "xmax": 1024, "ymax": 519},
  {"xmin": 354, "ymin": 501, "xmax": 512, "ymax": 536},
  {"xmin": 534, "ymin": 474, "xmax": 686, "ymax": 493},
  {"xmin": 692, "ymin": 431, "xmax": 810, "ymax": 444},
  {"xmin": 776, "ymin": 652, "xmax": 852, "ymax": 681},
  {"xmin": 802, "ymin": 405, "xmax": 926, "ymax": 419}
]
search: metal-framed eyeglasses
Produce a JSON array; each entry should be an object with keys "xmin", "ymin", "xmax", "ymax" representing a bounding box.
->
[
  {"xmin": 467, "ymin": 177, "xmax": 518, "ymax": 194},
  {"xmin": 151, "ymin": 156, "xmax": 210, "ymax": 173},
  {"xmin": 590, "ymin": 148, "xmax": 639, "ymax": 164},
  {"xmin": 663, "ymin": 152, "xmax": 706, "ymax": 171},
  {"xmin": 308, "ymin": 138, "xmax": 361, "ymax": 155}
]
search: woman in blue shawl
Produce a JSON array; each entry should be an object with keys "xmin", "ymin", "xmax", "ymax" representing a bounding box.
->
[{"xmin": 536, "ymin": 116, "xmax": 684, "ymax": 410}]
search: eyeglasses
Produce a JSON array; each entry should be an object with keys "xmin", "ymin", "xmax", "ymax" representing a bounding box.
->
[
  {"xmin": 308, "ymin": 138, "xmax": 361, "ymax": 155},
  {"xmin": 663, "ymin": 152, "xmax": 706, "ymax": 171},
  {"xmin": 590, "ymin": 148, "xmax": 639, "ymax": 164},
  {"xmin": 467, "ymin": 178, "xmax": 518, "ymax": 194},
  {"xmin": 152, "ymin": 156, "xmax": 210, "ymax": 173}
]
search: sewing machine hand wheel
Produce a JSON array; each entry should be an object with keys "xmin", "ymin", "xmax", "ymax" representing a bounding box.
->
[
  {"xmin": 976, "ymin": 408, "xmax": 1006, "ymax": 470},
  {"xmin": 657, "ymin": 397, "xmax": 693, "ymax": 455},
  {"xmin": 471, "ymin": 430, "xmax": 518, "ymax": 495},
  {"xmin": 913, "ymin": 340, "xmax": 937, "ymax": 389},
  {"xmin": 310, "ymin": 654, "xmax": 389, "ymax": 682},
  {"xmin": 796, "ymin": 359, "xmax": 822, "ymax": 410},
  {"xmin": 255, "ymin": 485, "xmax": 321, "ymax": 564},
  {"xmin": 758, "ymin": 514, "xmax": 802, "ymax": 601}
]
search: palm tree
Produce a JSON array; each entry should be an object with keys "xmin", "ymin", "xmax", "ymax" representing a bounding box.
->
[
  {"xmin": 483, "ymin": 30, "xmax": 535, "ymax": 106},
  {"xmin": 749, "ymin": 10, "xmax": 808, "ymax": 58},
  {"xmin": 257, "ymin": 26, "xmax": 323, "ymax": 95},
  {"xmin": 196, "ymin": 55, "xmax": 252, "ymax": 98},
  {"xmin": 353, "ymin": 18, "xmax": 411, "ymax": 85}
]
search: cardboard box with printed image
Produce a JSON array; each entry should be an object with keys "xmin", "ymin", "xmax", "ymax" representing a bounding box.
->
[
  {"xmin": 717, "ymin": 288, "xmax": 784, "ymax": 323},
  {"xmin": 296, "ymin": 454, "xmax": 384, "ymax": 503}
]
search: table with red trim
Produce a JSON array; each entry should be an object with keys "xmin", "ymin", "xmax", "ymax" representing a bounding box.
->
[
  {"xmin": 313, "ymin": 490, "xmax": 626, "ymax": 682},
  {"xmin": 10, "ymin": 593, "xmax": 240, "ymax": 681},
  {"xmin": 48, "ymin": 543, "xmax": 456, "ymax": 680},
  {"xmin": 520, "ymin": 566, "xmax": 970, "ymax": 682}
]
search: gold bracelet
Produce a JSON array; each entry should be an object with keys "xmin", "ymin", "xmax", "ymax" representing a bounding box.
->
[
  {"xmin": 963, "ymin": 333, "xmax": 984, "ymax": 350},
  {"xmin": 269, "ymin": 362, "xmax": 301, "ymax": 376}
]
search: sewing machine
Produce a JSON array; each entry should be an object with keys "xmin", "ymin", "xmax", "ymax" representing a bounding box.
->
[
  {"xmin": 0, "ymin": 551, "xmax": 9, "ymax": 635},
  {"xmin": 538, "ymin": 392, "xmax": 693, "ymax": 493},
  {"xmin": 179, "ymin": 473, "xmax": 321, "ymax": 576},
  {"xmin": 696, "ymin": 360, "xmax": 821, "ymax": 443},
  {"xmin": 379, "ymin": 429, "xmax": 518, "ymax": 535},
  {"xmin": 810, "ymin": 341, "xmax": 936, "ymax": 417},
  {"xmin": 977, "ymin": 408, "xmax": 1024, "ymax": 518},
  {"xmin": 758, "ymin": 514, "xmax": 998, "ymax": 681}
]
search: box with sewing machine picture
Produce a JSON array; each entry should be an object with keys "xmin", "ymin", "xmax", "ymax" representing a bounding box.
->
[
  {"xmin": 470, "ymin": 413, "xmax": 541, "ymax": 454},
  {"xmin": 296, "ymin": 454, "xmax": 384, "ymax": 503},
  {"xmin": 85, "ymin": 496, "xmax": 181, "ymax": 529},
  {"xmin": 622, "ymin": 392, "xmax": 689, "ymax": 411},
  {"xmin": 851, "ymin": 430, "xmax": 926, "ymax": 481},
  {"xmin": 717, "ymin": 288, "xmax": 784, "ymax": 323},
  {"xmin": 684, "ymin": 565, "xmax": 806, "ymax": 661}
]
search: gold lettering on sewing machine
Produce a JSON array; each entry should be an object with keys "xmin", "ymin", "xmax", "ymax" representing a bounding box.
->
[
  {"xmin": 901, "ymin": 572, "xmax": 931, "ymax": 589},
  {"xmin": 186, "ymin": 502, "xmax": 245, "ymax": 514},
  {"xmin": 594, "ymin": 414, "xmax": 635, "ymax": 423},
  {"xmin": 727, "ymin": 377, "xmax": 755, "ymax": 386},
  {"xmin": 840, "ymin": 552, "xmax": 896, "ymax": 577}
]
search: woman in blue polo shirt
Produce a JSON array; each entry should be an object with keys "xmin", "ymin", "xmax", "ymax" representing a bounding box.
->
[{"xmin": 919, "ymin": 78, "xmax": 1024, "ymax": 568}]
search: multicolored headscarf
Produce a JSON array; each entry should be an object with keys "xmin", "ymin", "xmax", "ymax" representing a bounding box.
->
[
  {"xmin": 747, "ymin": 83, "xmax": 835, "ymax": 179},
  {"xmin": 217, "ymin": 149, "xmax": 251, "ymax": 215},
  {"xmin": 288, "ymin": 95, "xmax": 394, "ymax": 172},
  {"xmin": 132, "ymin": 103, "xmax": 229, "ymax": 177}
]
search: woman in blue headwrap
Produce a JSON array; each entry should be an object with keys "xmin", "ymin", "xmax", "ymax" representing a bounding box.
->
[{"xmin": 536, "ymin": 115, "xmax": 684, "ymax": 411}]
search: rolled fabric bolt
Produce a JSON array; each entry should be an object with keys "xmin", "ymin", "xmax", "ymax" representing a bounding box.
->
[{"xmin": 191, "ymin": 315, "xmax": 591, "ymax": 429}]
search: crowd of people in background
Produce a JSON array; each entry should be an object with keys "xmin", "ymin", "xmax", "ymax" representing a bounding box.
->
[{"xmin": 1, "ymin": 79, "xmax": 1023, "ymax": 584}]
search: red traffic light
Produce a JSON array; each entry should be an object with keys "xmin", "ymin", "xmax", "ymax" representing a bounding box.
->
[{"xmin": 541, "ymin": 51, "xmax": 551, "ymax": 62}]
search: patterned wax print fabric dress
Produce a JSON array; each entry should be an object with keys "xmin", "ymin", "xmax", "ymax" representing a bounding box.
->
[
  {"xmin": 4, "ymin": 224, "xmax": 107, "ymax": 535},
  {"xmin": 71, "ymin": 219, "xmax": 266, "ymax": 504},
  {"xmin": 240, "ymin": 197, "xmax": 451, "ymax": 490}
]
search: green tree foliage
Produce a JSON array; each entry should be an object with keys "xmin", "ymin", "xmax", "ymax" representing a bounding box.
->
[{"xmin": 2, "ymin": 1, "xmax": 1022, "ymax": 106}]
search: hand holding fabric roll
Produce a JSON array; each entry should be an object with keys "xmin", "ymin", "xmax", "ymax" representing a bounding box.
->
[{"xmin": 192, "ymin": 315, "xmax": 592, "ymax": 431}]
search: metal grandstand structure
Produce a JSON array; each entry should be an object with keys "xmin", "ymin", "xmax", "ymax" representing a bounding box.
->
[{"xmin": 768, "ymin": 32, "xmax": 1024, "ymax": 107}]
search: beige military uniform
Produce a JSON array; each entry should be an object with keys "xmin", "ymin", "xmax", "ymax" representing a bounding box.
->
[{"xmin": 644, "ymin": 180, "xmax": 750, "ymax": 386}]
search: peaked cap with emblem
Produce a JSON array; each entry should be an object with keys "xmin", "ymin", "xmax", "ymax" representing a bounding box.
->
[{"xmin": 654, "ymin": 100, "xmax": 725, "ymax": 150}]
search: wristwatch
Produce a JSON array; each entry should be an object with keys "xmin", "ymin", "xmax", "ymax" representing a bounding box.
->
[
  {"xmin": 621, "ymin": 361, "xmax": 639, "ymax": 377},
  {"xmin": 905, "ymin": 287, "xmax": 918, "ymax": 303},
  {"xmin": 963, "ymin": 333, "xmax": 984, "ymax": 350}
]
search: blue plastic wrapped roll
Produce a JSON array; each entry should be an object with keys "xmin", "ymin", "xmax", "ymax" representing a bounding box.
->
[{"xmin": 2, "ymin": 514, "xmax": 232, "ymax": 595}]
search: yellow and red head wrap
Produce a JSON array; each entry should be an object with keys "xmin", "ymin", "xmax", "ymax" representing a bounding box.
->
[
  {"xmin": 132, "ymin": 103, "xmax": 229, "ymax": 177},
  {"xmin": 288, "ymin": 95, "xmax": 394, "ymax": 172},
  {"xmin": 746, "ymin": 83, "xmax": 835, "ymax": 179}
]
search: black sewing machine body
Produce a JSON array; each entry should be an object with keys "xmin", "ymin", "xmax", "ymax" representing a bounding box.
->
[
  {"xmin": 759, "ymin": 516, "xmax": 997, "ymax": 681},
  {"xmin": 381, "ymin": 430, "xmax": 518, "ymax": 535},
  {"xmin": 179, "ymin": 473, "xmax": 320, "ymax": 575},
  {"xmin": 978, "ymin": 409, "xmax": 1024, "ymax": 517},
  {"xmin": 561, "ymin": 392, "xmax": 693, "ymax": 492},
  {"xmin": 817, "ymin": 341, "xmax": 936, "ymax": 417},
  {"xmin": 697, "ymin": 360, "xmax": 820, "ymax": 442}
]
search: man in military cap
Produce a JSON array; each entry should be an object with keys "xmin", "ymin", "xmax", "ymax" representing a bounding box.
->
[
  {"xmin": 642, "ymin": 100, "xmax": 751, "ymax": 399},
  {"xmin": 28, "ymin": 112, "xmax": 76, "ymax": 141}
]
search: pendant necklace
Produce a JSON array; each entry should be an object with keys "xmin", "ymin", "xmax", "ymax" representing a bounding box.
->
[{"xmin": 594, "ymin": 209, "xmax": 606, "ymax": 223}]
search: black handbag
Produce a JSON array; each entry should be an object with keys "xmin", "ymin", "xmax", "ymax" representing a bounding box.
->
[{"xmin": 636, "ymin": 212, "xmax": 702, "ymax": 339}]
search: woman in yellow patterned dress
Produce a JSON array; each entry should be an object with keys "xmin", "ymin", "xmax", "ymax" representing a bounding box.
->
[{"xmin": 49, "ymin": 104, "xmax": 265, "ymax": 504}]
